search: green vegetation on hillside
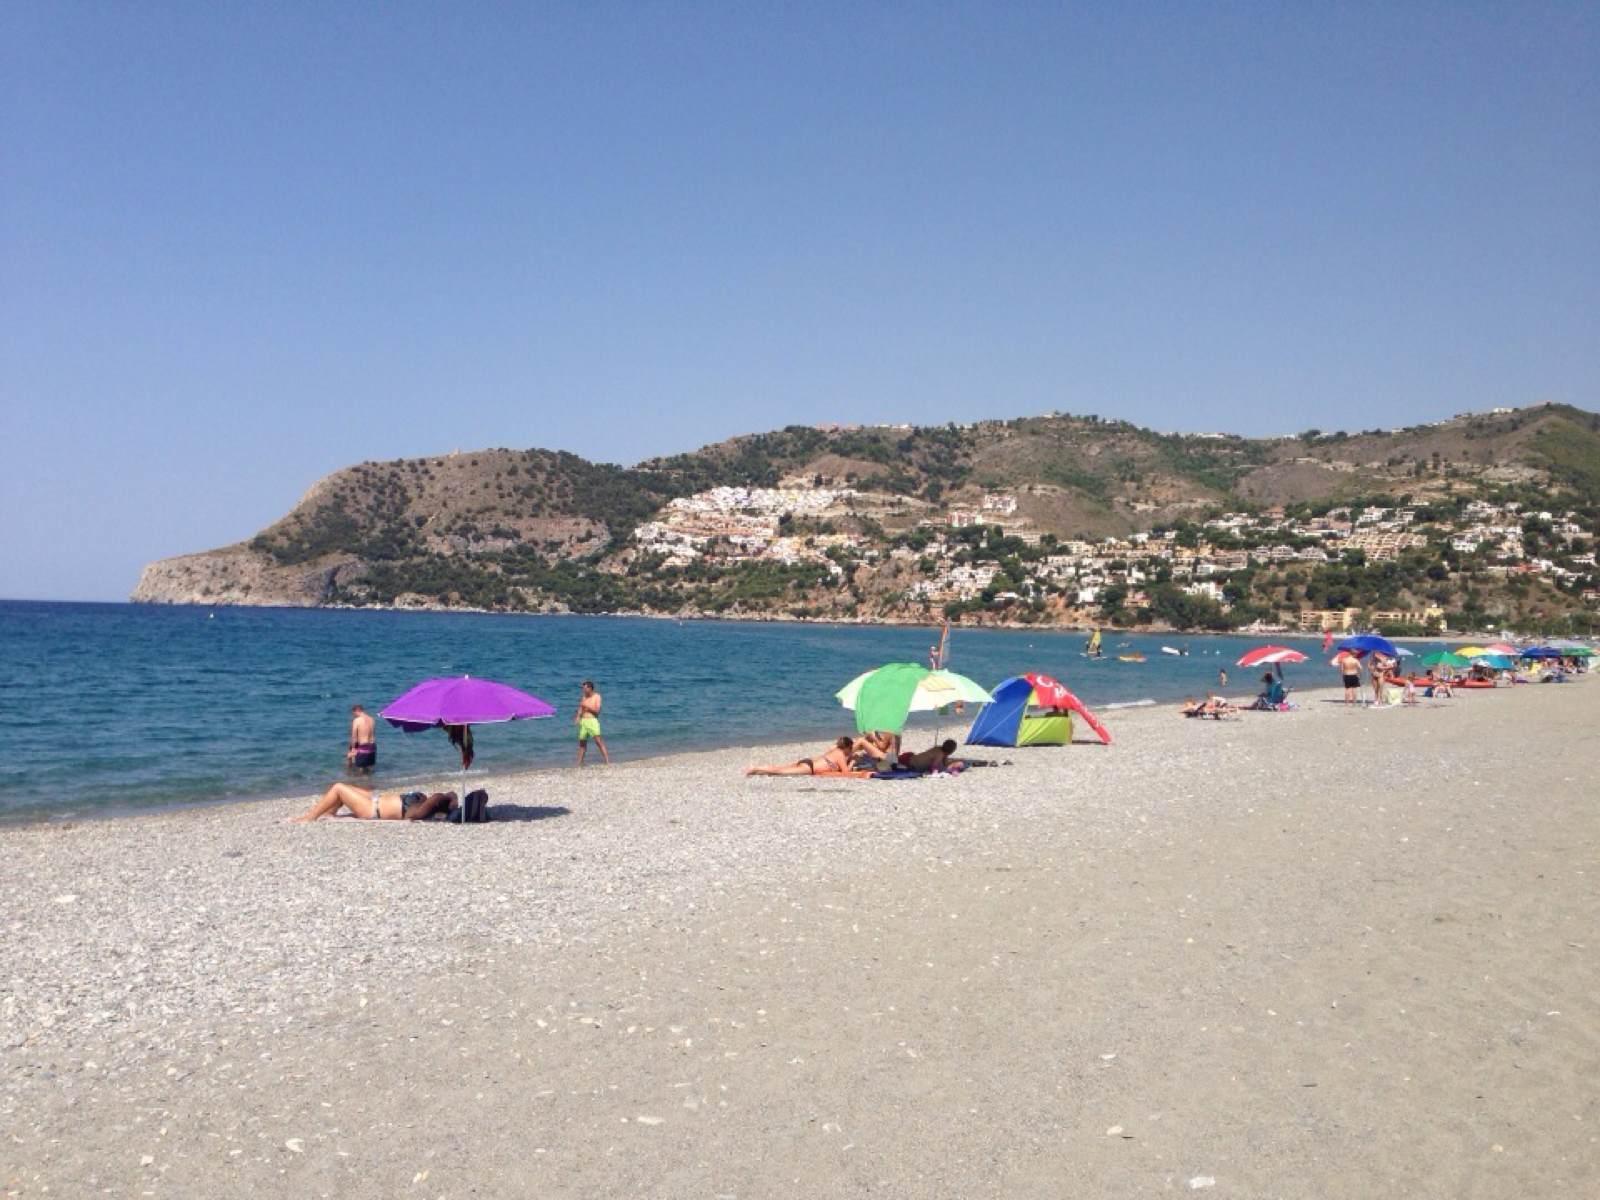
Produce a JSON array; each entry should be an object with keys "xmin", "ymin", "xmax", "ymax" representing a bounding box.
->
[{"xmin": 153, "ymin": 402, "xmax": 1600, "ymax": 627}]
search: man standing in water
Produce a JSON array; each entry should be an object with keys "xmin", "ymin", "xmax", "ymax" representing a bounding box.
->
[
  {"xmin": 345, "ymin": 704, "xmax": 376, "ymax": 773},
  {"xmin": 576, "ymin": 680, "xmax": 610, "ymax": 765}
]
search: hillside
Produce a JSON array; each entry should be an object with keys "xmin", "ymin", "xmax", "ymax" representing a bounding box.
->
[{"xmin": 131, "ymin": 404, "xmax": 1600, "ymax": 633}]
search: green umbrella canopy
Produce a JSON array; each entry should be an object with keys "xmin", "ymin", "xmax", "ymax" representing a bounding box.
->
[
  {"xmin": 1417, "ymin": 651, "xmax": 1471, "ymax": 668},
  {"xmin": 837, "ymin": 663, "xmax": 993, "ymax": 734}
]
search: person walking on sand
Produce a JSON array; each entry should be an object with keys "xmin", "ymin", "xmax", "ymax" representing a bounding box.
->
[
  {"xmin": 575, "ymin": 680, "xmax": 610, "ymax": 765},
  {"xmin": 345, "ymin": 704, "xmax": 376, "ymax": 773}
]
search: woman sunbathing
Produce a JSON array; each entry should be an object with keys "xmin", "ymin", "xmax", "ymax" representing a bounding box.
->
[
  {"xmin": 1181, "ymin": 694, "xmax": 1236, "ymax": 719},
  {"xmin": 852, "ymin": 729, "xmax": 898, "ymax": 769},
  {"xmin": 746, "ymin": 737, "xmax": 855, "ymax": 776},
  {"xmin": 291, "ymin": 783, "xmax": 457, "ymax": 822}
]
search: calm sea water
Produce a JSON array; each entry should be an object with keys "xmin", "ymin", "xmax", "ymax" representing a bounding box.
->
[{"xmin": 0, "ymin": 601, "xmax": 1319, "ymax": 822}]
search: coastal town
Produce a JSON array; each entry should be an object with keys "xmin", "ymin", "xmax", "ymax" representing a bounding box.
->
[
  {"xmin": 631, "ymin": 478, "xmax": 1600, "ymax": 634},
  {"xmin": 128, "ymin": 402, "xmax": 1600, "ymax": 634}
]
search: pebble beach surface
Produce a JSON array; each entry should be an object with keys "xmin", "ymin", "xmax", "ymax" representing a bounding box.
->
[{"xmin": 4, "ymin": 681, "xmax": 1597, "ymax": 1197}]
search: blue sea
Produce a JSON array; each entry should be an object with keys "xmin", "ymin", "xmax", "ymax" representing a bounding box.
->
[{"xmin": 0, "ymin": 601, "xmax": 1322, "ymax": 823}]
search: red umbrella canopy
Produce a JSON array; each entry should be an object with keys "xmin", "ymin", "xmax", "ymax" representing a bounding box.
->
[
  {"xmin": 1020, "ymin": 671, "xmax": 1112, "ymax": 744},
  {"xmin": 1237, "ymin": 645, "xmax": 1309, "ymax": 668},
  {"xmin": 1022, "ymin": 671, "xmax": 1076, "ymax": 708}
]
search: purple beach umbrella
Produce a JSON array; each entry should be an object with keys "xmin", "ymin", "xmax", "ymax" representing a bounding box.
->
[
  {"xmin": 382, "ymin": 675, "xmax": 556, "ymax": 730},
  {"xmin": 380, "ymin": 676, "xmax": 555, "ymax": 820}
]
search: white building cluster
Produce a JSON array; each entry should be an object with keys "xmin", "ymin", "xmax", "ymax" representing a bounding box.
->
[{"xmin": 632, "ymin": 480, "xmax": 1599, "ymax": 616}]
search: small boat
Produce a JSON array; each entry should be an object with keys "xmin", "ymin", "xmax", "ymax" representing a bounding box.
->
[
  {"xmin": 1160, "ymin": 646, "xmax": 1182, "ymax": 656},
  {"xmin": 1118, "ymin": 653, "xmax": 1146, "ymax": 663}
]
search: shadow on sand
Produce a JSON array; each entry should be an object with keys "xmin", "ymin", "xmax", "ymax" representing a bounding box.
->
[{"xmin": 477, "ymin": 803, "xmax": 571, "ymax": 824}]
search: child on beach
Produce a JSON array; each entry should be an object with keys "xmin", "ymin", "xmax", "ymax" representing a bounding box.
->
[{"xmin": 1403, "ymin": 675, "xmax": 1419, "ymax": 706}]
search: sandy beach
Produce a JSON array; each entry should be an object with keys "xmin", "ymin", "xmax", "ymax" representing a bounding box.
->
[{"xmin": 4, "ymin": 680, "xmax": 1597, "ymax": 1198}]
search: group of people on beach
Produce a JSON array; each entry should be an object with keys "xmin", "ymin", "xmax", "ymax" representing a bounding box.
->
[
  {"xmin": 296, "ymin": 680, "xmax": 610, "ymax": 822},
  {"xmin": 744, "ymin": 731, "xmax": 964, "ymax": 776},
  {"xmin": 1335, "ymin": 649, "xmax": 1460, "ymax": 708},
  {"xmin": 1182, "ymin": 667, "xmax": 1289, "ymax": 719}
]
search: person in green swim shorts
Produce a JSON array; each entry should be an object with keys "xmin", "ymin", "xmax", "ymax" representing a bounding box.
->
[{"xmin": 575, "ymin": 679, "xmax": 610, "ymax": 765}]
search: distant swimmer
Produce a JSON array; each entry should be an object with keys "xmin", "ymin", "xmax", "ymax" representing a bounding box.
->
[
  {"xmin": 576, "ymin": 680, "xmax": 610, "ymax": 765},
  {"xmin": 345, "ymin": 704, "xmax": 376, "ymax": 774}
]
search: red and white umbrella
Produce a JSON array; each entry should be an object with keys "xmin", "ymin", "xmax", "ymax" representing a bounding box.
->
[{"xmin": 1236, "ymin": 646, "xmax": 1309, "ymax": 668}]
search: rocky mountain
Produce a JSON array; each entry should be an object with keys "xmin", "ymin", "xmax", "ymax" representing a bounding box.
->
[{"xmin": 132, "ymin": 403, "xmax": 1600, "ymax": 629}]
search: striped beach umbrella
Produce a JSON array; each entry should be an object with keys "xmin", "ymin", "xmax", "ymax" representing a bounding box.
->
[{"xmin": 1236, "ymin": 645, "xmax": 1309, "ymax": 668}]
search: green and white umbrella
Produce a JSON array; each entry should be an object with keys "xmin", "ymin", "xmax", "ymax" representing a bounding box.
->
[{"xmin": 836, "ymin": 663, "xmax": 992, "ymax": 734}]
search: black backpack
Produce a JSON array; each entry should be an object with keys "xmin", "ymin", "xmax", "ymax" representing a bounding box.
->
[{"xmin": 450, "ymin": 789, "xmax": 491, "ymax": 823}]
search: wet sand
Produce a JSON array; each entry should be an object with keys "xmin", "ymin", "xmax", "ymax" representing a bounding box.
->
[{"xmin": 4, "ymin": 681, "xmax": 1597, "ymax": 1197}]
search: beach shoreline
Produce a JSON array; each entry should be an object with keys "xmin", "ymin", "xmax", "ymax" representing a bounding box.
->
[
  {"xmin": 5, "ymin": 681, "xmax": 1343, "ymax": 831},
  {"xmin": 118, "ymin": 593, "xmax": 1531, "ymax": 641},
  {"xmin": 5, "ymin": 676, "xmax": 1596, "ymax": 1196}
]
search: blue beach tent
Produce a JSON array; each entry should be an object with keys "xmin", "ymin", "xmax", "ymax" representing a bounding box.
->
[
  {"xmin": 965, "ymin": 672, "xmax": 1118, "ymax": 747},
  {"xmin": 966, "ymin": 677, "xmax": 1071, "ymax": 746}
]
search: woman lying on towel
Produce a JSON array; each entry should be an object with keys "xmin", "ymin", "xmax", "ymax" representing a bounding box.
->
[
  {"xmin": 290, "ymin": 783, "xmax": 458, "ymax": 822},
  {"xmin": 746, "ymin": 737, "xmax": 856, "ymax": 776}
]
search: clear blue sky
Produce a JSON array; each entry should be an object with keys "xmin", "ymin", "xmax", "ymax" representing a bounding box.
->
[{"xmin": 2, "ymin": 3, "xmax": 1595, "ymax": 600}]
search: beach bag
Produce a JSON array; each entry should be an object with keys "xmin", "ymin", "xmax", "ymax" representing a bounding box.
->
[{"xmin": 449, "ymin": 789, "xmax": 491, "ymax": 823}]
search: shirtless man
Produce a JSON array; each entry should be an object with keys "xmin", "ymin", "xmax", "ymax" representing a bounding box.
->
[
  {"xmin": 898, "ymin": 739, "xmax": 963, "ymax": 772},
  {"xmin": 346, "ymin": 704, "xmax": 376, "ymax": 773},
  {"xmin": 575, "ymin": 680, "xmax": 610, "ymax": 765},
  {"xmin": 746, "ymin": 737, "xmax": 854, "ymax": 777},
  {"xmin": 291, "ymin": 783, "xmax": 456, "ymax": 823},
  {"xmin": 1334, "ymin": 649, "xmax": 1362, "ymax": 706}
]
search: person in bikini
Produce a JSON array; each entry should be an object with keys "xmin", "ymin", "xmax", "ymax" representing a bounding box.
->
[
  {"xmin": 345, "ymin": 704, "xmax": 376, "ymax": 773},
  {"xmin": 1368, "ymin": 652, "xmax": 1390, "ymax": 706},
  {"xmin": 290, "ymin": 783, "xmax": 457, "ymax": 823},
  {"xmin": 746, "ymin": 737, "xmax": 854, "ymax": 776},
  {"xmin": 851, "ymin": 729, "xmax": 898, "ymax": 769}
]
